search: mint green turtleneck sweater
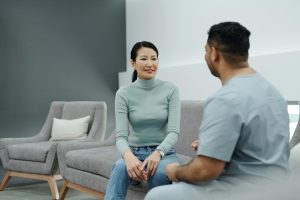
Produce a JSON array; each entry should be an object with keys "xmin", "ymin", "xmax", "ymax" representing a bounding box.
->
[{"xmin": 115, "ymin": 77, "xmax": 180, "ymax": 156}]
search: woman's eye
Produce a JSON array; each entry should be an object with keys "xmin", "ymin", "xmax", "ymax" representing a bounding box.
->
[{"xmin": 140, "ymin": 58, "xmax": 147, "ymax": 61}]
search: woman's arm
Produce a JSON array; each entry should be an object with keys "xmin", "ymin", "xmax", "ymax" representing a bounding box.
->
[
  {"xmin": 115, "ymin": 91, "xmax": 130, "ymax": 155},
  {"xmin": 157, "ymin": 86, "xmax": 181, "ymax": 154},
  {"xmin": 115, "ymin": 90, "xmax": 146, "ymax": 181}
]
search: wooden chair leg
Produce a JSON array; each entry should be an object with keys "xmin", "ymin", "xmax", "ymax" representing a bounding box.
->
[
  {"xmin": 1, "ymin": 170, "xmax": 62, "ymax": 199},
  {"xmin": 47, "ymin": 176, "xmax": 59, "ymax": 200},
  {"xmin": 59, "ymin": 180, "xmax": 69, "ymax": 200},
  {"xmin": 61, "ymin": 180, "xmax": 104, "ymax": 199},
  {"xmin": 0, "ymin": 171, "xmax": 11, "ymax": 191}
]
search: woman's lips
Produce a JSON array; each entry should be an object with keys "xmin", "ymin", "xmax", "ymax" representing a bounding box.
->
[
  {"xmin": 145, "ymin": 70, "xmax": 155, "ymax": 73},
  {"xmin": 144, "ymin": 69, "xmax": 156, "ymax": 73}
]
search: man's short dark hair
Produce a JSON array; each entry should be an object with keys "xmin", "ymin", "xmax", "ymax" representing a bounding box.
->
[{"xmin": 207, "ymin": 22, "xmax": 251, "ymax": 63}]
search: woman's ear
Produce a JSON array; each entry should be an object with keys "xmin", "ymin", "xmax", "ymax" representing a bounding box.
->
[
  {"xmin": 130, "ymin": 59, "xmax": 135, "ymax": 67},
  {"xmin": 129, "ymin": 60, "xmax": 135, "ymax": 71}
]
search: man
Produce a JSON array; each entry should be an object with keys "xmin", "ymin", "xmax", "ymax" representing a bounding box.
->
[{"xmin": 145, "ymin": 22, "xmax": 290, "ymax": 200}]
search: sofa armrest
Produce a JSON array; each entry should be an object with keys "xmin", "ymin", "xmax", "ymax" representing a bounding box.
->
[{"xmin": 57, "ymin": 132, "xmax": 116, "ymax": 178}]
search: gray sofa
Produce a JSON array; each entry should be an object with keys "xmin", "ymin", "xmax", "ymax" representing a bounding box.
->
[
  {"xmin": 57, "ymin": 100, "xmax": 204, "ymax": 199},
  {"xmin": 0, "ymin": 101, "xmax": 107, "ymax": 200},
  {"xmin": 57, "ymin": 100, "xmax": 300, "ymax": 200}
]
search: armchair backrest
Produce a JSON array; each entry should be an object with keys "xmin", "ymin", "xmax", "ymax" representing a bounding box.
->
[
  {"xmin": 175, "ymin": 100, "xmax": 204, "ymax": 157},
  {"xmin": 37, "ymin": 101, "xmax": 107, "ymax": 142},
  {"xmin": 61, "ymin": 101, "xmax": 107, "ymax": 141}
]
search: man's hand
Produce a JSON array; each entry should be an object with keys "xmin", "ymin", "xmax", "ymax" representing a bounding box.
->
[
  {"xmin": 171, "ymin": 156, "xmax": 225, "ymax": 183},
  {"xmin": 123, "ymin": 150, "xmax": 147, "ymax": 181},
  {"xmin": 142, "ymin": 150, "xmax": 161, "ymax": 179},
  {"xmin": 165, "ymin": 162, "xmax": 180, "ymax": 182},
  {"xmin": 191, "ymin": 139, "xmax": 199, "ymax": 151}
]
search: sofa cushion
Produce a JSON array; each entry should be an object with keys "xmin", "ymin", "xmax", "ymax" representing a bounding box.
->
[
  {"xmin": 66, "ymin": 145, "xmax": 193, "ymax": 179},
  {"xmin": 66, "ymin": 145, "xmax": 121, "ymax": 178},
  {"xmin": 8, "ymin": 141, "xmax": 54, "ymax": 162},
  {"xmin": 175, "ymin": 101, "xmax": 204, "ymax": 157},
  {"xmin": 177, "ymin": 153, "xmax": 193, "ymax": 164}
]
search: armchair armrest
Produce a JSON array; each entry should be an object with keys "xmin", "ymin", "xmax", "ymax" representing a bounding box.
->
[{"xmin": 0, "ymin": 136, "xmax": 44, "ymax": 150}]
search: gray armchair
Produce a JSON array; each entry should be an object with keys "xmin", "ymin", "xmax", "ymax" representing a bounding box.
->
[
  {"xmin": 0, "ymin": 101, "xmax": 107, "ymax": 200},
  {"xmin": 58, "ymin": 100, "xmax": 204, "ymax": 200}
]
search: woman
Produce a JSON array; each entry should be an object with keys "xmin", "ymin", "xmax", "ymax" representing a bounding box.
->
[{"xmin": 104, "ymin": 41, "xmax": 180, "ymax": 200}]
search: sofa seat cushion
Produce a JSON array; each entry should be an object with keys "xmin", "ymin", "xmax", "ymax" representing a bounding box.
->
[
  {"xmin": 8, "ymin": 141, "xmax": 54, "ymax": 162},
  {"xmin": 177, "ymin": 153, "xmax": 193, "ymax": 164},
  {"xmin": 66, "ymin": 145, "xmax": 121, "ymax": 178},
  {"xmin": 66, "ymin": 146, "xmax": 193, "ymax": 179}
]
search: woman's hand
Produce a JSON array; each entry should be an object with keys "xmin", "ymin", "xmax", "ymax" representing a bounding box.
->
[
  {"xmin": 191, "ymin": 139, "xmax": 199, "ymax": 151},
  {"xmin": 123, "ymin": 150, "xmax": 147, "ymax": 181},
  {"xmin": 142, "ymin": 150, "xmax": 161, "ymax": 179}
]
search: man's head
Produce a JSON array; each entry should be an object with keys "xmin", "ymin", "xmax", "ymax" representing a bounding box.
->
[{"xmin": 205, "ymin": 22, "xmax": 251, "ymax": 77}]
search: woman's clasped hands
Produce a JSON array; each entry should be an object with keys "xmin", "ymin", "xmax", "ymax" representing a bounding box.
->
[{"xmin": 123, "ymin": 150, "xmax": 161, "ymax": 181}]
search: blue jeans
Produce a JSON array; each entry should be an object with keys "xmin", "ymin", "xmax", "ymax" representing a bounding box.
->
[{"xmin": 104, "ymin": 146, "xmax": 178, "ymax": 200}]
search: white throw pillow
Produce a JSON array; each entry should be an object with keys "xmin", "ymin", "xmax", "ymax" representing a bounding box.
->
[{"xmin": 50, "ymin": 115, "xmax": 90, "ymax": 141}]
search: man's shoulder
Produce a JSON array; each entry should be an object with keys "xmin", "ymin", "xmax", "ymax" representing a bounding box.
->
[{"xmin": 208, "ymin": 86, "xmax": 240, "ymax": 104}]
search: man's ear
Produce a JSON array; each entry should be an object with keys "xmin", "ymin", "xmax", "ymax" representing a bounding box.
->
[{"xmin": 211, "ymin": 47, "xmax": 219, "ymax": 62}]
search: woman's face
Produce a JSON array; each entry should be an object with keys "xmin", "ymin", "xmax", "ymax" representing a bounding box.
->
[{"xmin": 131, "ymin": 47, "xmax": 158, "ymax": 80}]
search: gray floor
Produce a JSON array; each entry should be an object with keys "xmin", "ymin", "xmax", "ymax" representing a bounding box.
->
[{"xmin": 0, "ymin": 167, "xmax": 98, "ymax": 200}]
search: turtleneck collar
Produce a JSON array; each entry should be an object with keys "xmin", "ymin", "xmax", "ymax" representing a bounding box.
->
[{"xmin": 134, "ymin": 77, "xmax": 158, "ymax": 88}]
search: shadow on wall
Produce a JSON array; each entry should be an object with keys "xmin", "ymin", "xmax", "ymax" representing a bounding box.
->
[{"xmin": 0, "ymin": 0, "xmax": 126, "ymax": 138}]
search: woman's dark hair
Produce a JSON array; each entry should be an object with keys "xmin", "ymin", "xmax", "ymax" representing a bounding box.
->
[{"xmin": 130, "ymin": 41, "xmax": 159, "ymax": 82}]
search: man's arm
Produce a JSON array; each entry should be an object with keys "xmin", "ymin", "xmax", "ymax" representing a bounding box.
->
[{"xmin": 166, "ymin": 155, "xmax": 225, "ymax": 183}]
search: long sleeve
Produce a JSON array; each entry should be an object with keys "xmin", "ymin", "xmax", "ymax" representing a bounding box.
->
[
  {"xmin": 157, "ymin": 87, "xmax": 181, "ymax": 154},
  {"xmin": 115, "ymin": 90, "xmax": 130, "ymax": 156},
  {"xmin": 115, "ymin": 78, "xmax": 181, "ymax": 156}
]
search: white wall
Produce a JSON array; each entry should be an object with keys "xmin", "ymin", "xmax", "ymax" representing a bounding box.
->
[
  {"xmin": 122, "ymin": 0, "xmax": 300, "ymax": 100},
  {"xmin": 120, "ymin": 50, "xmax": 300, "ymax": 100}
]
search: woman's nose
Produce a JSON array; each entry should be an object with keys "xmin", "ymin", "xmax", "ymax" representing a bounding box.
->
[{"xmin": 145, "ymin": 60, "xmax": 152, "ymax": 67}]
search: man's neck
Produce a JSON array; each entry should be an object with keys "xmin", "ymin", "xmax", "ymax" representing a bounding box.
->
[{"xmin": 219, "ymin": 62, "xmax": 256, "ymax": 85}]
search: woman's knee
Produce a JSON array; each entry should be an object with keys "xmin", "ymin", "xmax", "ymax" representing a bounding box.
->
[
  {"xmin": 112, "ymin": 159, "xmax": 126, "ymax": 172},
  {"xmin": 147, "ymin": 169, "xmax": 170, "ymax": 189}
]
